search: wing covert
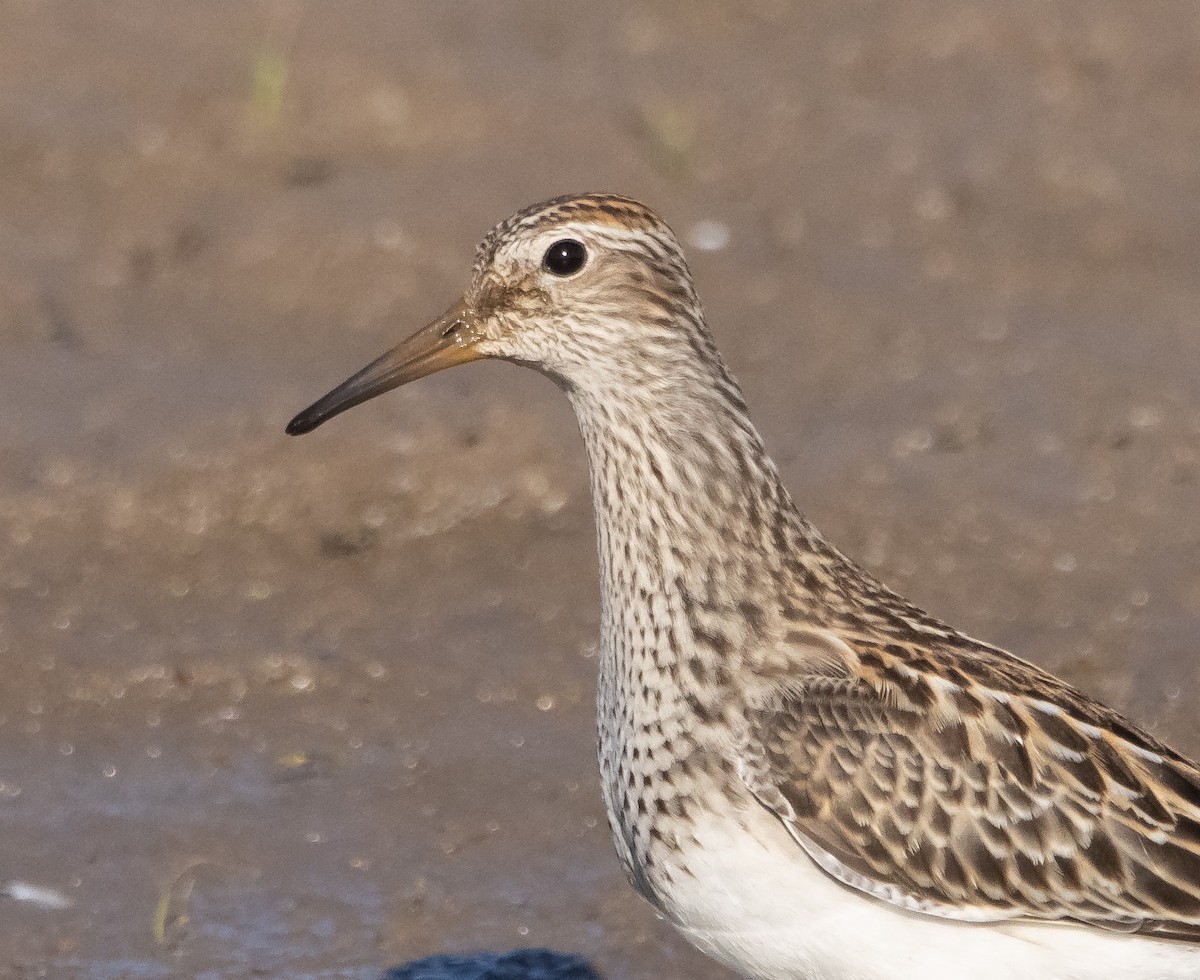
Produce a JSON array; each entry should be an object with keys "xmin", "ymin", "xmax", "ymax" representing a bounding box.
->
[{"xmin": 740, "ymin": 643, "xmax": 1200, "ymax": 942}]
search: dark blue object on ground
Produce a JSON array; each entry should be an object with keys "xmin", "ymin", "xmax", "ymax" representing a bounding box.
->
[{"xmin": 380, "ymin": 948, "xmax": 603, "ymax": 980}]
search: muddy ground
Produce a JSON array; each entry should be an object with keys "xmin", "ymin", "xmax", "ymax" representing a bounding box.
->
[{"xmin": 1, "ymin": 1, "xmax": 1199, "ymax": 977}]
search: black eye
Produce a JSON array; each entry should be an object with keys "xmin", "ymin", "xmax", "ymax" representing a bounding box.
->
[{"xmin": 542, "ymin": 238, "xmax": 587, "ymax": 277}]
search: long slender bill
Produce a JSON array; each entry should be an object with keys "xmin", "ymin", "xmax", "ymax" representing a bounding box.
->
[{"xmin": 286, "ymin": 298, "xmax": 483, "ymax": 435}]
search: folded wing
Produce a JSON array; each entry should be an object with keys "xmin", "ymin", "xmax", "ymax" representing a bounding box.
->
[{"xmin": 740, "ymin": 635, "xmax": 1200, "ymax": 943}]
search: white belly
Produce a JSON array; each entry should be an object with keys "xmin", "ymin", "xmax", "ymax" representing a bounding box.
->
[{"xmin": 650, "ymin": 804, "xmax": 1200, "ymax": 980}]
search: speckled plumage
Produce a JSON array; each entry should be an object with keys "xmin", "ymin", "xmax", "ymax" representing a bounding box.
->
[{"xmin": 289, "ymin": 194, "xmax": 1200, "ymax": 980}]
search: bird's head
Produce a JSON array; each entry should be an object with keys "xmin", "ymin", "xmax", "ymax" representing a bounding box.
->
[{"xmin": 287, "ymin": 193, "xmax": 717, "ymax": 436}]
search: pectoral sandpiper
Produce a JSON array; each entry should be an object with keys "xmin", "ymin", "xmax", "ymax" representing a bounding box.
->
[{"xmin": 288, "ymin": 194, "xmax": 1200, "ymax": 979}]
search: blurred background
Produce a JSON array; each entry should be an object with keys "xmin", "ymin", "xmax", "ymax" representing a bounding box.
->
[{"xmin": 1, "ymin": 1, "xmax": 1199, "ymax": 976}]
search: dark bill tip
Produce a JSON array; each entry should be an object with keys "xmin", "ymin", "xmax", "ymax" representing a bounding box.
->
[
  {"xmin": 285, "ymin": 406, "xmax": 330, "ymax": 436},
  {"xmin": 285, "ymin": 361, "xmax": 397, "ymax": 436}
]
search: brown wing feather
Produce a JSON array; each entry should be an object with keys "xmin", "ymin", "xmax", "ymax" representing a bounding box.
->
[{"xmin": 741, "ymin": 636, "xmax": 1200, "ymax": 943}]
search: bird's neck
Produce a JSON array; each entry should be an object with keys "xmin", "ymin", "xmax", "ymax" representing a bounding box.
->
[{"xmin": 566, "ymin": 369, "xmax": 810, "ymax": 683}]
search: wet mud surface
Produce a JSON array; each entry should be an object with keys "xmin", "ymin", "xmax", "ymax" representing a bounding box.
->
[{"xmin": 1, "ymin": 1, "xmax": 1199, "ymax": 976}]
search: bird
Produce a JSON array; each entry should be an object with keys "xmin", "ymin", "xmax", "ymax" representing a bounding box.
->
[{"xmin": 288, "ymin": 194, "xmax": 1200, "ymax": 980}]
